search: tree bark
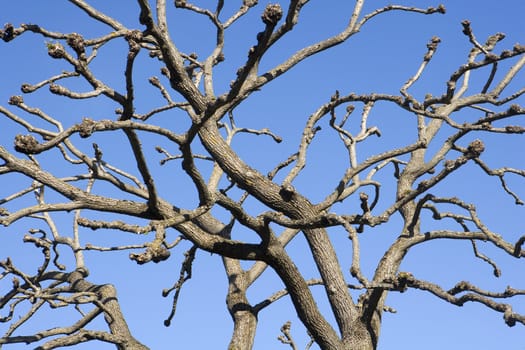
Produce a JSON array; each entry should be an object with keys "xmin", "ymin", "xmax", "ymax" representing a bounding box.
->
[
  {"xmin": 344, "ymin": 318, "xmax": 378, "ymax": 350},
  {"xmin": 223, "ymin": 258, "xmax": 258, "ymax": 350},
  {"xmin": 67, "ymin": 270, "xmax": 149, "ymax": 350}
]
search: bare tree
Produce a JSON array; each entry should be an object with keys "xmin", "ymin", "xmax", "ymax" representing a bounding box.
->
[{"xmin": 1, "ymin": 1, "xmax": 524, "ymax": 349}]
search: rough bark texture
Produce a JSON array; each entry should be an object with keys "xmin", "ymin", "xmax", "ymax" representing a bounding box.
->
[
  {"xmin": 224, "ymin": 258, "xmax": 258, "ymax": 350},
  {"xmin": 0, "ymin": 1, "xmax": 524, "ymax": 349}
]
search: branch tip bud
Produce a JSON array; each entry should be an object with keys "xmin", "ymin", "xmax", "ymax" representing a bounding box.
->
[
  {"xmin": 14, "ymin": 134, "xmax": 39, "ymax": 154},
  {"xmin": 261, "ymin": 3, "xmax": 283, "ymax": 26}
]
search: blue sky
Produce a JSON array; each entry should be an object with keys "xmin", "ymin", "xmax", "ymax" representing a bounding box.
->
[{"xmin": 1, "ymin": 1, "xmax": 524, "ymax": 349}]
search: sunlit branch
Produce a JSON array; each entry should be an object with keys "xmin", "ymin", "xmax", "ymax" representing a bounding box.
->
[
  {"xmin": 10, "ymin": 119, "xmax": 184, "ymax": 156},
  {"xmin": 162, "ymin": 245, "xmax": 196, "ymax": 327},
  {"xmin": 50, "ymin": 85, "xmax": 105, "ymax": 99},
  {"xmin": 319, "ymin": 137, "xmax": 426, "ymax": 211},
  {"xmin": 444, "ymin": 44, "xmax": 525, "ymax": 101},
  {"xmin": 342, "ymin": 219, "xmax": 368, "ymax": 286},
  {"xmin": 403, "ymin": 274, "xmax": 525, "ymax": 327},
  {"xmin": 0, "ymin": 202, "xmax": 89, "ymax": 226},
  {"xmin": 253, "ymin": 2, "xmax": 445, "ymax": 94},
  {"xmin": 401, "ymin": 36, "xmax": 441, "ymax": 99},
  {"xmin": 223, "ymin": 1, "xmax": 259, "ymax": 28},
  {"xmin": 277, "ymin": 321, "xmax": 299, "ymax": 350},
  {"xmin": 0, "ymin": 105, "xmax": 57, "ymax": 139},
  {"xmin": 253, "ymin": 278, "xmax": 324, "ymax": 313},
  {"xmin": 77, "ymin": 217, "xmax": 152, "ymax": 234},
  {"xmin": 357, "ymin": 4, "xmax": 445, "ymax": 29},
  {"xmin": 148, "ymin": 76, "xmax": 174, "ymax": 104},
  {"xmin": 18, "ymin": 71, "xmax": 79, "ymax": 94},
  {"xmin": 0, "ymin": 300, "xmax": 46, "ymax": 344},
  {"xmin": 473, "ymin": 158, "xmax": 525, "ymax": 205},
  {"xmin": 68, "ymin": 0, "xmax": 126, "ymax": 30},
  {"xmin": 137, "ymin": 0, "xmax": 207, "ymax": 114},
  {"xmin": 470, "ymin": 239, "xmax": 501, "ymax": 277}
]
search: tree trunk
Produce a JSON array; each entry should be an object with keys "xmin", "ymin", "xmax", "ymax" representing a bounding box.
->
[
  {"xmin": 223, "ymin": 258, "xmax": 258, "ymax": 350},
  {"xmin": 343, "ymin": 318, "xmax": 380, "ymax": 350},
  {"xmin": 227, "ymin": 308, "xmax": 257, "ymax": 350}
]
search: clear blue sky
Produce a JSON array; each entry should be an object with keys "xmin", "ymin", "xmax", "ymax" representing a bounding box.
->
[{"xmin": 1, "ymin": 1, "xmax": 524, "ymax": 349}]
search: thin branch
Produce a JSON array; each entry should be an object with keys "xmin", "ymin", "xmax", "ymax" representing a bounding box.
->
[
  {"xmin": 68, "ymin": 0, "xmax": 126, "ymax": 30},
  {"xmin": 162, "ymin": 245, "xmax": 197, "ymax": 327},
  {"xmin": 405, "ymin": 274, "xmax": 525, "ymax": 327}
]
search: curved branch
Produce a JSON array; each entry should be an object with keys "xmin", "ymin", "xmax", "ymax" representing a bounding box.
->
[
  {"xmin": 405, "ymin": 275, "xmax": 525, "ymax": 327},
  {"xmin": 68, "ymin": 0, "xmax": 126, "ymax": 31}
]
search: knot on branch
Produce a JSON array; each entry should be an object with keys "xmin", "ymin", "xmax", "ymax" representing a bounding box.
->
[
  {"xmin": 174, "ymin": 0, "xmax": 187, "ymax": 8},
  {"xmin": 149, "ymin": 76, "xmax": 161, "ymax": 87},
  {"xmin": 49, "ymin": 83, "xmax": 70, "ymax": 96},
  {"xmin": 130, "ymin": 245, "xmax": 171, "ymax": 265},
  {"xmin": 464, "ymin": 139, "xmax": 485, "ymax": 159},
  {"xmin": 46, "ymin": 42, "xmax": 66, "ymax": 59},
  {"xmin": 443, "ymin": 159, "xmax": 463, "ymax": 171},
  {"xmin": 125, "ymin": 30, "xmax": 143, "ymax": 44},
  {"xmin": 507, "ymin": 104, "xmax": 523, "ymax": 115},
  {"xmin": 21, "ymin": 83, "xmax": 34, "ymax": 93},
  {"xmin": 214, "ymin": 52, "xmax": 225, "ymax": 64},
  {"xmin": 0, "ymin": 257, "xmax": 14, "ymax": 269},
  {"xmin": 505, "ymin": 125, "xmax": 525, "ymax": 134},
  {"xmin": 67, "ymin": 33, "xmax": 85, "ymax": 55},
  {"xmin": 461, "ymin": 20, "xmax": 472, "ymax": 37},
  {"xmin": 513, "ymin": 44, "xmax": 525, "ymax": 54},
  {"xmin": 160, "ymin": 66, "xmax": 170, "ymax": 79},
  {"xmin": 261, "ymin": 3, "xmax": 283, "ymax": 27},
  {"xmin": 126, "ymin": 30, "xmax": 143, "ymax": 57},
  {"xmin": 427, "ymin": 36, "xmax": 441, "ymax": 49},
  {"xmin": 513, "ymin": 236, "xmax": 525, "ymax": 257},
  {"xmin": 12, "ymin": 276, "xmax": 20, "ymax": 289},
  {"xmin": 78, "ymin": 118, "xmax": 96, "ymax": 138},
  {"xmin": 248, "ymin": 45, "xmax": 258, "ymax": 59},
  {"xmin": 484, "ymin": 52, "xmax": 498, "ymax": 62},
  {"xmin": 487, "ymin": 31, "xmax": 506, "ymax": 45},
  {"xmin": 393, "ymin": 272, "xmax": 414, "ymax": 292},
  {"xmin": 433, "ymin": 4, "xmax": 446, "ymax": 14},
  {"xmin": 8, "ymin": 95, "xmax": 23, "ymax": 106},
  {"xmin": 14, "ymin": 134, "xmax": 39, "ymax": 154},
  {"xmin": 501, "ymin": 49, "xmax": 514, "ymax": 58},
  {"xmin": 504, "ymin": 309, "xmax": 517, "ymax": 327},
  {"xmin": 279, "ymin": 183, "xmax": 296, "ymax": 201},
  {"xmin": 0, "ymin": 23, "xmax": 15, "ymax": 42},
  {"xmin": 359, "ymin": 192, "xmax": 370, "ymax": 213},
  {"xmin": 149, "ymin": 49, "xmax": 163, "ymax": 60},
  {"xmin": 23, "ymin": 233, "xmax": 52, "ymax": 249},
  {"xmin": 75, "ymin": 266, "xmax": 90, "ymax": 278},
  {"xmin": 243, "ymin": 0, "xmax": 258, "ymax": 7},
  {"xmin": 424, "ymin": 36, "xmax": 441, "ymax": 60}
]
